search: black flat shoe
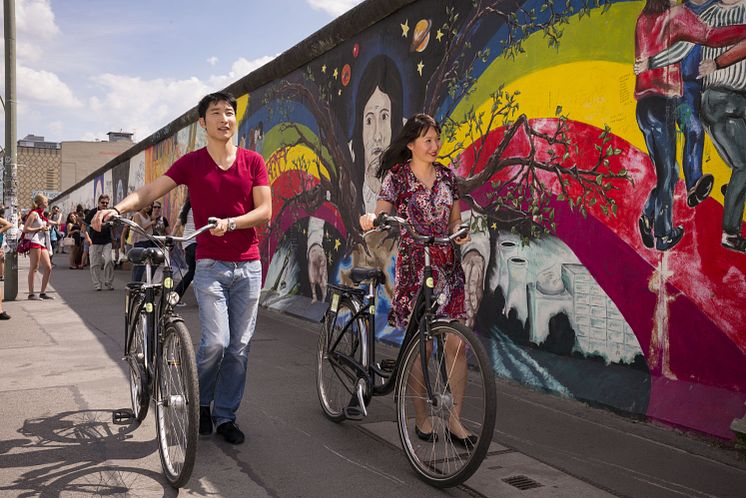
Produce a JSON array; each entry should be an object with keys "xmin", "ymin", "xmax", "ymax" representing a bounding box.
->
[
  {"xmin": 216, "ymin": 421, "xmax": 245, "ymax": 444},
  {"xmin": 445, "ymin": 428, "xmax": 478, "ymax": 448},
  {"xmin": 199, "ymin": 406, "xmax": 213, "ymax": 435},
  {"xmin": 638, "ymin": 215, "xmax": 654, "ymax": 249},
  {"xmin": 415, "ymin": 425, "xmax": 437, "ymax": 442}
]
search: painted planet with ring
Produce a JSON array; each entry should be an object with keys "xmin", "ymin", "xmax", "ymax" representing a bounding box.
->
[{"xmin": 411, "ymin": 19, "xmax": 432, "ymax": 52}]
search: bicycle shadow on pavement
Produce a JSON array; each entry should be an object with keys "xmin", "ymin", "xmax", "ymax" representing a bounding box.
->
[{"xmin": 0, "ymin": 408, "xmax": 177, "ymax": 497}]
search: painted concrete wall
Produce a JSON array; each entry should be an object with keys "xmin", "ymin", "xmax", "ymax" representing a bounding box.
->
[{"xmin": 55, "ymin": 0, "xmax": 746, "ymax": 440}]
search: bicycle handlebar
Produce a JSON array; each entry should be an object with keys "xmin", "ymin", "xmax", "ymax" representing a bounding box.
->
[
  {"xmin": 108, "ymin": 214, "xmax": 219, "ymax": 244},
  {"xmin": 372, "ymin": 213, "xmax": 469, "ymax": 245}
]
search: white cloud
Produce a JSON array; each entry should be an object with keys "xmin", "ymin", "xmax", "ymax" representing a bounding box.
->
[
  {"xmin": 206, "ymin": 54, "xmax": 278, "ymax": 90},
  {"xmin": 207, "ymin": 56, "xmax": 219, "ymax": 66},
  {"xmin": 306, "ymin": 0, "xmax": 364, "ymax": 16},
  {"xmin": 0, "ymin": 0, "xmax": 60, "ymax": 62},
  {"xmin": 16, "ymin": 0, "xmax": 59, "ymax": 39},
  {"xmin": 17, "ymin": 64, "xmax": 82, "ymax": 108},
  {"xmin": 87, "ymin": 73, "xmax": 209, "ymax": 139},
  {"xmin": 64, "ymin": 54, "xmax": 278, "ymax": 141}
]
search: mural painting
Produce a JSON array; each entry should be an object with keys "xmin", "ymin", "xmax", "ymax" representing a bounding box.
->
[{"xmin": 54, "ymin": 0, "xmax": 746, "ymax": 439}]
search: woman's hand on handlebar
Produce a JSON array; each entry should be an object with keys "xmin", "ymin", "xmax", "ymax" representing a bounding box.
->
[{"xmin": 359, "ymin": 213, "xmax": 377, "ymax": 232}]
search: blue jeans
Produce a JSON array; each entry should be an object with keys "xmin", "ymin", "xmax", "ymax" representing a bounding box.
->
[
  {"xmin": 701, "ymin": 87, "xmax": 746, "ymax": 234},
  {"xmin": 677, "ymin": 80, "xmax": 706, "ymax": 190},
  {"xmin": 637, "ymin": 95, "xmax": 680, "ymax": 237},
  {"xmin": 193, "ymin": 258, "xmax": 262, "ymax": 427}
]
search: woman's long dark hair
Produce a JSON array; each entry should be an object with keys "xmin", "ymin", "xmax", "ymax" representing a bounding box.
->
[
  {"xmin": 642, "ymin": 0, "xmax": 670, "ymax": 15},
  {"xmin": 377, "ymin": 113, "xmax": 440, "ymax": 179},
  {"xmin": 178, "ymin": 192, "xmax": 191, "ymax": 226}
]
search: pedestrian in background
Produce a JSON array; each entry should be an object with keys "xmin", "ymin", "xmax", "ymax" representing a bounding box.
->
[
  {"xmin": 0, "ymin": 208, "xmax": 8, "ymax": 281},
  {"xmin": 23, "ymin": 194, "xmax": 54, "ymax": 300},
  {"xmin": 83, "ymin": 194, "xmax": 115, "ymax": 291},
  {"xmin": 130, "ymin": 204, "xmax": 156, "ymax": 282},
  {"xmin": 65, "ymin": 212, "xmax": 83, "ymax": 269},
  {"xmin": 173, "ymin": 193, "xmax": 196, "ymax": 305}
]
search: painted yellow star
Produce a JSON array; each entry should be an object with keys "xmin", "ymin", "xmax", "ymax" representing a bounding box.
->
[
  {"xmin": 401, "ymin": 19, "xmax": 410, "ymax": 37},
  {"xmin": 416, "ymin": 60, "xmax": 424, "ymax": 76},
  {"xmin": 334, "ymin": 238, "xmax": 341, "ymax": 251},
  {"xmin": 436, "ymin": 29, "xmax": 444, "ymax": 42},
  {"xmin": 491, "ymin": 222, "xmax": 497, "ymax": 230},
  {"xmin": 321, "ymin": 64, "xmax": 327, "ymax": 73},
  {"xmin": 333, "ymin": 67, "xmax": 339, "ymax": 79}
]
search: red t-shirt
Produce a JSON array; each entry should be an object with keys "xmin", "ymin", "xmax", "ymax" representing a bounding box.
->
[{"xmin": 165, "ymin": 147, "xmax": 269, "ymax": 262}]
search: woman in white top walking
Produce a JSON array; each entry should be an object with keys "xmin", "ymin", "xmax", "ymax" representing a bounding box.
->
[{"xmin": 23, "ymin": 194, "xmax": 54, "ymax": 300}]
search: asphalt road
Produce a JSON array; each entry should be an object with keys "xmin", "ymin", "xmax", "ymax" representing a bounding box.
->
[{"xmin": 0, "ymin": 254, "xmax": 744, "ymax": 497}]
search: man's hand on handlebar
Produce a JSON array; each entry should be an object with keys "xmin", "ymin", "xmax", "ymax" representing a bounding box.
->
[{"xmin": 92, "ymin": 209, "xmax": 120, "ymax": 232}]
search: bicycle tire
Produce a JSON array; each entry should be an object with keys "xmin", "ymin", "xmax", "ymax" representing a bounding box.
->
[
  {"xmin": 126, "ymin": 295, "xmax": 149, "ymax": 424},
  {"xmin": 395, "ymin": 321, "xmax": 496, "ymax": 487},
  {"xmin": 316, "ymin": 296, "xmax": 366, "ymax": 422},
  {"xmin": 155, "ymin": 320, "xmax": 199, "ymax": 488}
]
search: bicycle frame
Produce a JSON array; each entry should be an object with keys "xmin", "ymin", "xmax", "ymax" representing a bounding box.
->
[{"xmin": 325, "ymin": 241, "xmax": 445, "ymax": 401}]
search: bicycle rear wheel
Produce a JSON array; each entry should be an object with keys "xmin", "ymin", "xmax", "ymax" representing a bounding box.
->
[
  {"xmin": 127, "ymin": 295, "xmax": 149, "ymax": 424},
  {"xmin": 155, "ymin": 320, "xmax": 198, "ymax": 488},
  {"xmin": 395, "ymin": 321, "xmax": 496, "ymax": 487},
  {"xmin": 317, "ymin": 297, "xmax": 365, "ymax": 422}
]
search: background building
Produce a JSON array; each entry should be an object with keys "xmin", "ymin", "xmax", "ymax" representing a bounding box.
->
[{"xmin": 16, "ymin": 133, "xmax": 134, "ymax": 208}]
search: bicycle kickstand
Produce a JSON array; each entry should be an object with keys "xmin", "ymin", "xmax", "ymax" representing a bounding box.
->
[{"xmin": 343, "ymin": 379, "xmax": 368, "ymax": 421}]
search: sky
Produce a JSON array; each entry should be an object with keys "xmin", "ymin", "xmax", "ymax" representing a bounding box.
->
[{"xmin": 0, "ymin": 0, "xmax": 365, "ymax": 145}]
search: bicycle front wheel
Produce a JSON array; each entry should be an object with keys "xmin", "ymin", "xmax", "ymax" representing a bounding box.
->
[
  {"xmin": 155, "ymin": 320, "xmax": 198, "ymax": 488},
  {"xmin": 317, "ymin": 297, "xmax": 365, "ymax": 422},
  {"xmin": 127, "ymin": 295, "xmax": 149, "ymax": 424},
  {"xmin": 395, "ymin": 321, "xmax": 496, "ymax": 487}
]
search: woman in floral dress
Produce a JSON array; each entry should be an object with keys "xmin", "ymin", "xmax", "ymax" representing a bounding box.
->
[{"xmin": 360, "ymin": 113, "xmax": 476, "ymax": 447}]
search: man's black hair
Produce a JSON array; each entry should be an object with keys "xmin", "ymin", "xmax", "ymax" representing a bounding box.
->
[{"xmin": 198, "ymin": 92, "xmax": 238, "ymax": 119}]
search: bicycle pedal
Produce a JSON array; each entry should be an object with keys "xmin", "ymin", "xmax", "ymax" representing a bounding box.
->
[
  {"xmin": 343, "ymin": 406, "xmax": 366, "ymax": 421},
  {"xmin": 112, "ymin": 408, "xmax": 134, "ymax": 424},
  {"xmin": 379, "ymin": 359, "xmax": 396, "ymax": 373}
]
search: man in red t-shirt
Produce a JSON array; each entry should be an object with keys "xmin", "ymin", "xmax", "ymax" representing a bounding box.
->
[{"xmin": 93, "ymin": 92, "xmax": 271, "ymax": 444}]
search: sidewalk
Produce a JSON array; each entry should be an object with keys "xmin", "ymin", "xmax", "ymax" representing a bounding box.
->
[{"xmin": 1, "ymin": 252, "xmax": 745, "ymax": 497}]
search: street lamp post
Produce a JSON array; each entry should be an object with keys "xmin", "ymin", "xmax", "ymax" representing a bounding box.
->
[{"xmin": 3, "ymin": 0, "xmax": 19, "ymax": 301}]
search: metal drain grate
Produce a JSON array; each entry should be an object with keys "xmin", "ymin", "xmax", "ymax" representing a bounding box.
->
[{"xmin": 502, "ymin": 475, "xmax": 543, "ymax": 490}]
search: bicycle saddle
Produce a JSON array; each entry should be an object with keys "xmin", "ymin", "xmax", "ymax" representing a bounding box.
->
[
  {"xmin": 127, "ymin": 247, "xmax": 166, "ymax": 265},
  {"xmin": 350, "ymin": 267, "xmax": 385, "ymax": 284}
]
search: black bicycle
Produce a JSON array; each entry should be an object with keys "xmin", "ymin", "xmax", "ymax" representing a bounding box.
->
[
  {"xmin": 316, "ymin": 213, "xmax": 496, "ymax": 487},
  {"xmin": 111, "ymin": 214, "xmax": 217, "ymax": 488}
]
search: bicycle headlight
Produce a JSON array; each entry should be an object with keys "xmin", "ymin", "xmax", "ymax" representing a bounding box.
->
[{"xmin": 166, "ymin": 291, "xmax": 180, "ymax": 307}]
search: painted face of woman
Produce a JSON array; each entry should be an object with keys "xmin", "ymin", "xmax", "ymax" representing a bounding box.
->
[{"xmin": 362, "ymin": 86, "xmax": 392, "ymax": 180}]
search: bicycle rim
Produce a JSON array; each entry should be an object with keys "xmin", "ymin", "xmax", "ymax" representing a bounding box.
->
[
  {"xmin": 317, "ymin": 299, "xmax": 364, "ymax": 421},
  {"xmin": 155, "ymin": 321, "xmax": 198, "ymax": 488},
  {"xmin": 128, "ymin": 299, "xmax": 149, "ymax": 423},
  {"xmin": 396, "ymin": 322, "xmax": 496, "ymax": 487}
]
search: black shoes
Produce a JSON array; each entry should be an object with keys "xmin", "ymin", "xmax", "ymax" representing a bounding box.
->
[
  {"xmin": 638, "ymin": 215, "xmax": 654, "ymax": 249},
  {"xmin": 216, "ymin": 421, "xmax": 245, "ymax": 444},
  {"xmin": 199, "ymin": 406, "xmax": 213, "ymax": 435},
  {"xmin": 686, "ymin": 174, "xmax": 714, "ymax": 208},
  {"xmin": 0, "ymin": 312, "xmax": 10, "ymax": 320},
  {"xmin": 445, "ymin": 429, "xmax": 478, "ymax": 449},
  {"xmin": 656, "ymin": 226, "xmax": 685, "ymax": 251},
  {"xmin": 415, "ymin": 425, "xmax": 437, "ymax": 442},
  {"xmin": 39, "ymin": 293, "xmax": 54, "ymax": 300},
  {"xmin": 27, "ymin": 294, "xmax": 41, "ymax": 301},
  {"xmin": 722, "ymin": 232, "xmax": 746, "ymax": 253},
  {"xmin": 201, "ymin": 406, "xmax": 245, "ymax": 444}
]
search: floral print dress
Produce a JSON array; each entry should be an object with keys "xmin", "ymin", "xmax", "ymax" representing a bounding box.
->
[{"xmin": 378, "ymin": 161, "xmax": 466, "ymax": 328}]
